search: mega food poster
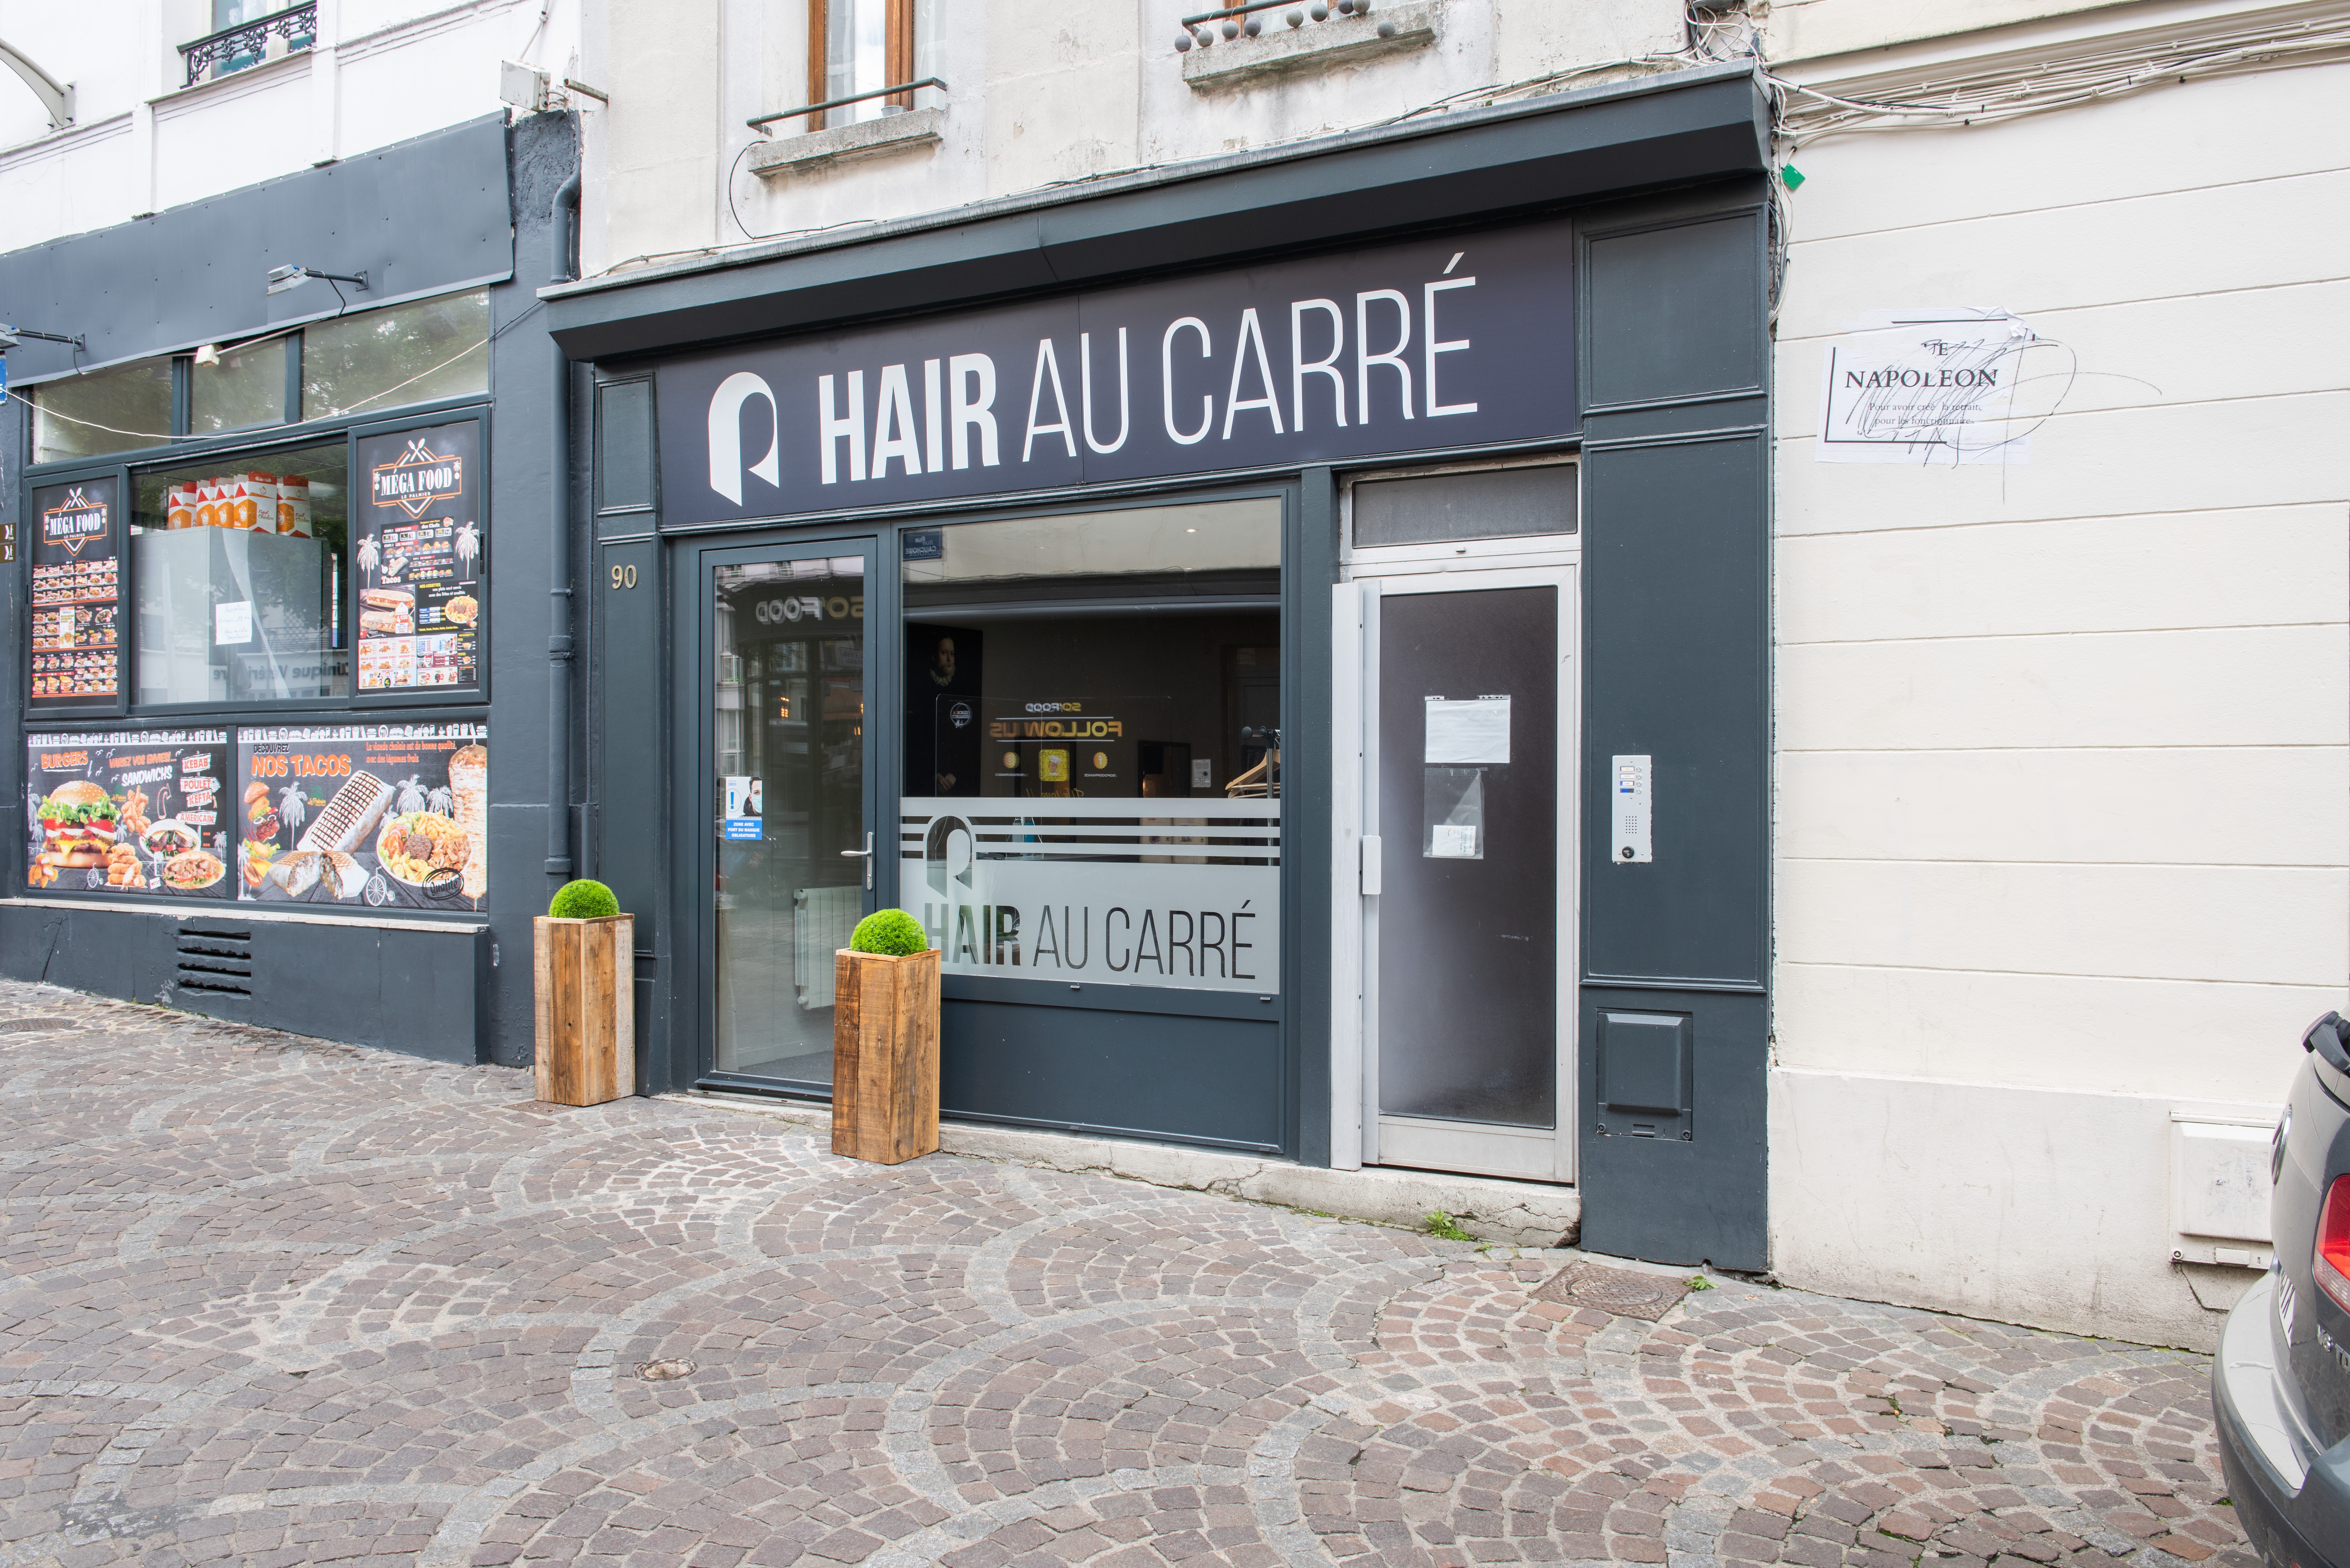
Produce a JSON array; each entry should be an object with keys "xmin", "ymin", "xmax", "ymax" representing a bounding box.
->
[
  {"xmin": 25, "ymin": 731, "xmax": 232, "ymax": 897},
  {"xmin": 353, "ymin": 421, "xmax": 482, "ymax": 693},
  {"xmin": 236, "ymin": 724, "xmax": 487, "ymax": 909},
  {"xmin": 28, "ymin": 478, "xmax": 121, "ymax": 708}
]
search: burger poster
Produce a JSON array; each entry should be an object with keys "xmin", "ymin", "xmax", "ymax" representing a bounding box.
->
[
  {"xmin": 353, "ymin": 421, "xmax": 482, "ymax": 694},
  {"xmin": 28, "ymin": 477, "xmax": 122, "ymax": 709},
  {"xmin": 235, "ymin": 724, "xmax": 487, "ymax": 910},
  {"xmin": 24, "ymin": 731, "xmax": 232, "ymax": 898}
]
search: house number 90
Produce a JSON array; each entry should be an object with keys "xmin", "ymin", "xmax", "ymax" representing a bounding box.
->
[{"xmin": 609, "ymin": 563, "xmax": 639, "ymax": 589}]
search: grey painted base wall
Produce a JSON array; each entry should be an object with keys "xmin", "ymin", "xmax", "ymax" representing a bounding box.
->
[{"xmin": 0, "ymin": 903, "xmax": 489, "ymax": 1064}]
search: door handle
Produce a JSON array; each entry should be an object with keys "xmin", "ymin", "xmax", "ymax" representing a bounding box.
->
[
  {"xmin": 840, "ymin": 832, "xmax": 874, "ymax": 889},
  {"xmin": 1360, "ymin": 835, "xmax": 1382, "ymax": 896}
]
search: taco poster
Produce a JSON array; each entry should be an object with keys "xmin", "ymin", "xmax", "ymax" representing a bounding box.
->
[
  {"xmin": 236, "ymin": 724, "xmax": 487, "ymax": 910},
  {"xmin": 24, "ymin": 731, "xmax": 232, "ymax": 897},
  {"xmin": 28, "ymin": 478, "xmax": 122, "ymax": 708},
  {"xmin": 352, "ymin": 421, "xmax": 482, "ymax": 694}
]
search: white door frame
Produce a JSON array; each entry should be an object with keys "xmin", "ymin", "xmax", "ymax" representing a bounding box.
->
[{"xmin": 1330, "ymin": 547, "xmax": 1581, "ymax": 1183}]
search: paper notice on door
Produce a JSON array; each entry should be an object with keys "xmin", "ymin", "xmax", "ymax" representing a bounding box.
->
[
  {"xmin": 1428, "ymin": 823, "xmax": 1479, "ymax": 858},
  {"xmin": 214, "ymin": 600, "xmax": 253, "ymax": 646},
  {"xmin": 1425, "ymin": 696, "xmax": 1510, "ymax": 765}
]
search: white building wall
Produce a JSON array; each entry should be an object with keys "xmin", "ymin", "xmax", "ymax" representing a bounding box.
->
[
  {"xmin": 0, "ymin": 0, "xmax": 577, "ymax": 249},
  {"xmin": 1767, "ymin": 4, "xmax": 2350, "ymax": 1349},
  {"xmin": 580, "ymin": 0, "xmax": 1693, "ymax": 280}
]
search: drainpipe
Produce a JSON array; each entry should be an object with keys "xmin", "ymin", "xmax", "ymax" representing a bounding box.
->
[{"xmin": 547, "ymin": 171, "xmax": 581, "ymax": 881}]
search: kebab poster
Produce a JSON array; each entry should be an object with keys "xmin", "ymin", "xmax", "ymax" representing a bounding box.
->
[
  {"xmin": 25, "ymin": 731, "xmax": 232, "ymax": 897},
  {"xmin": 353, "ymin": 421, "xmax": 482, "ymax": 693},
  {"xmin": 28, "ymin": 477, "xmax": 121, "ymax": 708},
  {"xmin": 236, "ymin": 724, "xmax": 487, "ymax": 909}
]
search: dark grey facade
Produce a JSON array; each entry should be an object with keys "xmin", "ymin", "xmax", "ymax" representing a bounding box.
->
[
  {"xmin": 552, "ymin": 65, "xmax": 1775, "ymax": 1268},
  {"xmin": 2, "ymin": 112, "xmax": 582, "ymax": 1070}
]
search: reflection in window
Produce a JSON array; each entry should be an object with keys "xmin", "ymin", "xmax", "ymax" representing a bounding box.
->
[
  {"xmin": 190, "ymin": 337, "xmax": 292, "ymax": 435},
  {"xmin": 302, "ymin": 290, "xmax": 489, "ymax": 421},
  {"xmin": 31, "ymin": 359, "xmax": 174, "ymax": 464},
  {"xmin": 902, "ymin": 500, "xmax": 1282, "ymax": 802},
  {"xmin": 815, "ymin": 0, "xmax": 941, "ymax": 127},
  {"xmin": 129, "ymin": 443, "xmax": 350, "ymax": 704}
]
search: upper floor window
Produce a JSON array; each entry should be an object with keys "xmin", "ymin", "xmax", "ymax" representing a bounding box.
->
[
  {"xmin": 811, "ymin": 0, "xmax": 940, "ymax": 128},
  {"xmin": 184, "ymin": 0, "xmax": 317, "ymax": 87}
]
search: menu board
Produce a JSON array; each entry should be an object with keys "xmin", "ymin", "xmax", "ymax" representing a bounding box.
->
[
  {"xmin": 353, "ymin": 421, "xmax": 482, "ymax": 693},
  {"xmin": 28, "ymin": 478, "xmax": 120, "ymax": 708},
  {"xmin": 235, "ymin": 724, "xmax": 487, "ymax": 910},
  {"xmin": 24, "ymin": 731, "xmax": 232, "ymax": 897}
]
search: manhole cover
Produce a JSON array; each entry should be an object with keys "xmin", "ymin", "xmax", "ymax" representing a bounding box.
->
[
  {"xmin": 1530, "ymin": 1262, "xmax": 1692, "ymax": 1322},
  {"xmin": 636, "ymin": 1359, "xmax": 696, "ymax": 1381},
  {"xmin": 0, "ymin": 1017, "xmax": 77, "ymax": 1033}
]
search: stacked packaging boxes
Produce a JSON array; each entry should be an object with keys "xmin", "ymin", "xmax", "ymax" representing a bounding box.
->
[{"xmin": 165, "ymin": 472, "xmax": 312, "ymax": 537}]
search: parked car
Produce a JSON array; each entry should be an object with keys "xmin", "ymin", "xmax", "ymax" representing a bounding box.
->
[{"xmin": 2215, "ymin": 1011, "xmax": 2350, "ymax": 1567}]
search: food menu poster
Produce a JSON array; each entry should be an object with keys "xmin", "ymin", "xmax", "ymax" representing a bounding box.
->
[
  {"xmin": 28, "ymin": 477, "xmax": 120, "ymax": 708},
  {"xmin": 25, "ymin": 731, "xmax": 232, "ymax": 898},
  {"xmin": 235, "ymin": 725, "xmax": 488, "ymax": 909},
  {"xmin": 353, "ymin": 421, "xmax": 482, "ymax": 694}
]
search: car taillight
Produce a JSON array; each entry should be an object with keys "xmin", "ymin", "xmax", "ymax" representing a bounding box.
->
[{"xmin": 2317, "ymin": 1176, "xmax": 2350, "ymax": 1312}]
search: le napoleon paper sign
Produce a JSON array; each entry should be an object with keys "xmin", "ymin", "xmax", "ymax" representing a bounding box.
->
[{"xmin": 1816, "ymin": 308, "xmax": 2047, "ymax": 465}]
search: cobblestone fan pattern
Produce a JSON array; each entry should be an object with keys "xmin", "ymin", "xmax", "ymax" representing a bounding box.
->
[{"xmin": 0, "ymin": 984, "xmax": 2255, "ymax": 1568}]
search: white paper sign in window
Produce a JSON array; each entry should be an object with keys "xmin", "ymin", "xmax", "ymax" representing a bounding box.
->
[
  {"xmin": 1424, "ymin": 695, "xmax": 1510, "ymax": 765},
  {"xmin": 214, "ymin": 600, "xmax": 253, "ymax": 646}
]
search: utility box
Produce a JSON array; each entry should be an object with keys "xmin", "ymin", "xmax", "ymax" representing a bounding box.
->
[{"xmin": 2171, "ymin": 1113, "xmax": 2274, "ymax": 1266}]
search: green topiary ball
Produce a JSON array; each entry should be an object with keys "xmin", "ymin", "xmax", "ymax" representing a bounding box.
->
[
  {"xmin": 548, "ymin": 879, "xmax": 621, "ymax": 919},
  {"xmin": 849, "ymin": 908, "xmax": 928, "ymax": 956}
]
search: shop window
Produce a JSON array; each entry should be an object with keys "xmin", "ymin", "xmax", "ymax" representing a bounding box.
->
[
  {"xmin": 903, "ymin": 501, "xmax": 1283, "ymax": 988},
  {"xmin": 190, "ymin": 336, "xmax": 293, "ymax": 436},
  {"xmin": 31, "ymin": 358, "xmax": 174, "ymax": 464},
  {"xmin": 301, "ymin": 291, "xmax": 489, "ymax": 422},
  {"xmin": 811, "ymin": 0, "xmax": 941, "ymax": 127},
  {"xmin": 128, "ymin": 443, "xmax": 350, "ymax": 704},
  {"xmin": 903, "ymin": 501, "xmax": 1281, "ymax": 800}
]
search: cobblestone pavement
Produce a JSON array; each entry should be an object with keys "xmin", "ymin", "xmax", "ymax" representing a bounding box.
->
[{"xmin": 0, "ymin": 983, "xmax": 2256, "ymax": 1568}]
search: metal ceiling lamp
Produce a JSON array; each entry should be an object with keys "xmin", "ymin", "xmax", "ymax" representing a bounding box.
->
[{"xmin": 265, "ymin": 264, "xmax": 369, "ymax": 296}]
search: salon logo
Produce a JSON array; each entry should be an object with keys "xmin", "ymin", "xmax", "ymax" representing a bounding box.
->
[
  {"xmin": 41, "ymin": 487, "xmax": 108, "ymax": 556},
  {"xmin": 371, "ymin": 439, "xmax": 464, "ymax": 518},
  {"xmin": 708, "ymin": 372, "xmax": 780, "ymax": 505}
]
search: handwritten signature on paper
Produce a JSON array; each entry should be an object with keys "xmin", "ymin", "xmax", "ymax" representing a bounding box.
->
[{"xmin": 1818, "ymin": 310, "xmax": 2082, "ymax": 465}]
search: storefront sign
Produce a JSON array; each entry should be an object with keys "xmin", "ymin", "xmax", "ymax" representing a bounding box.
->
[
  {"xmin": 25, "ymin": 731, "xmax": 231, "ymax": 896},
  {"xmin": 235, "ymin": 724, "xmax": 488, "ymax": 908},
  {"xmin": 27, "ymin": 478, "xmax": 120, "ymax": 707},
  {"xmin": 353, "ymin": 422, "xmax": 484, "ymax": 692},
  {"xmin": 658, "ymin": 221, "xmax": 1574, "ymax": 526},
  {"xmin": 900, "ymin": 798, "xmax": 1279, "ymax": 993}
]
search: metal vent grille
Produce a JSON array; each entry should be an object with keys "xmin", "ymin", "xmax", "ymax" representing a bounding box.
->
[{"xmin": 176, "ymin": 924, "xmax": 254, "ymax": 995}]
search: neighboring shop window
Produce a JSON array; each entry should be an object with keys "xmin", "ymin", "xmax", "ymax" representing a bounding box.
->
[
  {"xmin": 190, "ymin": 337, "xmax": 294, "ymax": 436},
  {"xmin": 31, "ymin": 360, "xmax": 173, "ymax": 464},
  {"xmin": 129, "ymin": 443, "xmax": 347, "ymax": 704},
  {"xmin": 812, "ymin": 0, "xmax": 941, "ymax": 126},
  {"xmin": 302, "ymin": 291, "xmax": 488, "ymax": 421},
  {"xmin": 24, "ymin": 731, "xmax": 231, "ymax": 896},
  {"xmin": 24, "ymin": 289, "xmax": 489, "ymax": 462},
  {"xmin": 900, "ymin": 498, "xmax": 1283, "ymax": 993}
]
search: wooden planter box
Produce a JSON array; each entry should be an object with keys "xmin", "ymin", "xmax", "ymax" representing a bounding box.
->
[
  {"xmin": 534, "ymin": 915, "xmax": 635, "ymax": 1107},
  {"xmin": 832, "ymin": 947, "xmax": 941, "ymax": 1164}
]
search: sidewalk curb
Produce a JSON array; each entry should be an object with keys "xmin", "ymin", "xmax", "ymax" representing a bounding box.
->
[{"xmin": 659, "ymin": 1090, "xmax": 1584, "ymax": 1248}]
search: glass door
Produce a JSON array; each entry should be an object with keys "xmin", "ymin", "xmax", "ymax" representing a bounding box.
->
[
  {"xmin": 703, "ymin": 540, "xmax": 876, "ymax": 1089},
  {"xmin": 1363, "ymin": 567, "xmax": 1576, "ymax": 1181}
]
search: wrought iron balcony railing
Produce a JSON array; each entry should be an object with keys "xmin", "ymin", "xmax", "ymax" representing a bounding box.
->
[{"xmin": 179, "ymin": 2, "xmax": 317, "ymax": 88}]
